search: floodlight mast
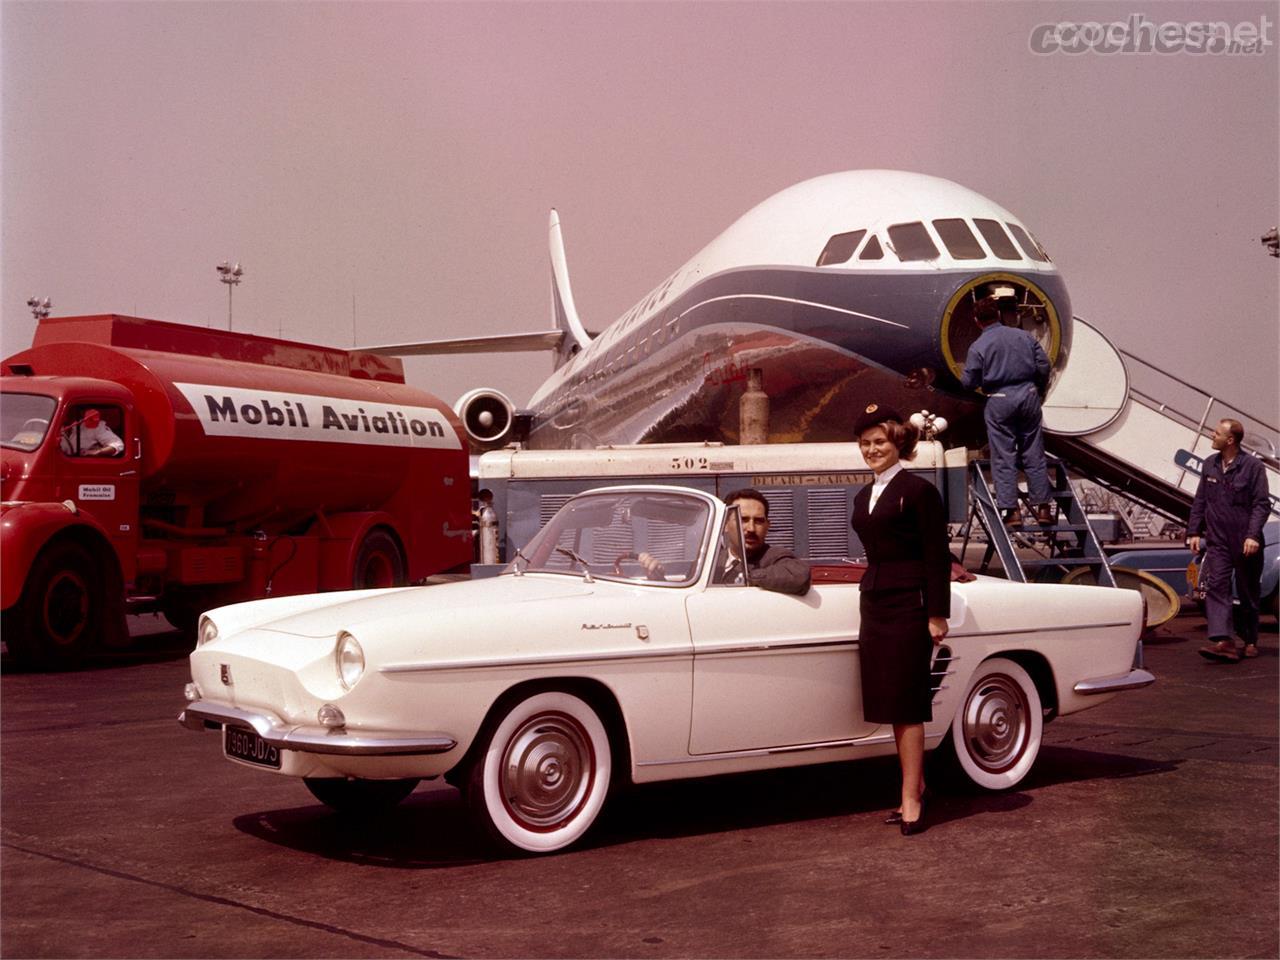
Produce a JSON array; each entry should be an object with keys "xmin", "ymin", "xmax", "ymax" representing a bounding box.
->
[
  {"xmin": 216, "ymin": 261, "xmax": 245, "ymax": 329},
  {"xmin": 26, "ymin": 297, "xmax": 52, "ymax": 321}
]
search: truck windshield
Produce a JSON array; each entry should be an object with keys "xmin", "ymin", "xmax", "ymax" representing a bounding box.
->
[
  {"xmin": 2, "ymin": 394, "xmax": 58, "ymax": 452},
  {"xmin": 509, "ymin": 491, "xmax": 712, "ymax": 585}
]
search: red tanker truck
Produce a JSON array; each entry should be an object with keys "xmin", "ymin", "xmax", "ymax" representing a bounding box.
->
[{"xmin": 0, "ymin": 314, "xmax": 472, "ymax": 668}]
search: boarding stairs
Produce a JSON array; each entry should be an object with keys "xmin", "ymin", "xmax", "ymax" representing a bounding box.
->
[
  {"xmin": 1040, "ymin": 318, "xmax": 1280, "ymax": 526},
  {"xmin": 961, "ymin": 456, "xmax": 1116, "ymax": 587}
]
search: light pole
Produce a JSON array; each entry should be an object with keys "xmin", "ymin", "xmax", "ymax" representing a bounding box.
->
[
  {"xmin": 216, "ymin": 261, "xmax": 244, "ymax": 329},
  {"xmin": 26, "ymin": 297, "xmax": 52, "ymax": 321}
]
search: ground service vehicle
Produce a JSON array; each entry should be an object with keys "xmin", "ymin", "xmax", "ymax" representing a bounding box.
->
[
  {"xmin": 1, "ymin": 315, "xmax": 471, "ymax": 668},
  {"xmin": 182, "ymin": 485, "xmax": 1152, "ymax": 856}
]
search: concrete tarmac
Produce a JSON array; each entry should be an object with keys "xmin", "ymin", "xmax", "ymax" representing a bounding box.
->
[{"xmin": 2, "ymin": 610, "xmax": 1276, "ymax": 959}]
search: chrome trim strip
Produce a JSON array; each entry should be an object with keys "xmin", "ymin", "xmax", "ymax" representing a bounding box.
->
[
  {"xmin": 381, "ymin": 648, "xmax": 692, "ymax": 674},
  {"xmin": 1073, "ymin": 668, "xmax": 1156, "ymax": 696},
  {"xmin": 949, "ymin": 621, "xmax": 1132, "ymax": 639},
  {"xmin": 694, "ymin": 638, "xmax": 856, "ymax": 657},
  {"xmin": 179, "ymin": 701, "xmax": 457, "ymax": 756},
  {"xmin": 636, "ymin": 730, "xmax": 947, "ymax": 766},
  {"xmin": 381, "ymin": 621, "xmax": 1130, "ymax": 676}
]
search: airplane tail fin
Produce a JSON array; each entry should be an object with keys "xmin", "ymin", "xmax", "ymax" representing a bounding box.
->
[{"xmin": 548, "ymin": 209, "xmax": 592, "ymax": 367}]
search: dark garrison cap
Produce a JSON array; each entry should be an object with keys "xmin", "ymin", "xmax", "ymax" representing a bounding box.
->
[{"xmin": 853, "ymin": 402, "xmax": 905, "ymax": 436}]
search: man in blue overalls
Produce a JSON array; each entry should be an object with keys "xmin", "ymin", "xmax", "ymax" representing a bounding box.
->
[
  {"xmin": 1188, "ymin": 418, "xmax": 1271, "ymax": 662},
  {"xmin": 961, "ymin": 290, "xmax": 1053, "ymax": 526}
]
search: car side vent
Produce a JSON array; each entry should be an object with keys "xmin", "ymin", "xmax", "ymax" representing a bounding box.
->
[{"xmin": 930, "ymin": 645, "xmax": 955, "ymax": 700}]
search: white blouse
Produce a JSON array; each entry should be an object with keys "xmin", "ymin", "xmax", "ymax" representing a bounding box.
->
[{"xmin": 867, "ymin": 462, "xmax": 903, "ymax": 511}]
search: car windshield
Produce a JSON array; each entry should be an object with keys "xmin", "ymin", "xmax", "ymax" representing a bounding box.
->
[
  {"xmin": 509, "ymin": 491, "xmax": 712, "ymax": 585},
  {"xmin": 1, "ymin": 394, "xmax": 58, "ymax": 452}
]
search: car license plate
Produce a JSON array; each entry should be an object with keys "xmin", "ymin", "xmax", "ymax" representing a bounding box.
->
[{"xmin": 224, "ymin": 725, "xmax": 281, "ymax": 769}]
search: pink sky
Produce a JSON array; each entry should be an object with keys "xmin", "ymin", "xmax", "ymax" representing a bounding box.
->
[{"xmin": 3, "ymin": 1, "xmax": 1277, "ymax": 423}]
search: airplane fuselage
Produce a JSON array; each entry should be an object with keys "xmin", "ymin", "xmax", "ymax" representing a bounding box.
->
[{"xmin": 525, "ymin": 171, "xmax": 1071, "ymax": 450}]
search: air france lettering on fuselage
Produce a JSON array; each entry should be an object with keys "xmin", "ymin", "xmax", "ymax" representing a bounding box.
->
[{"xmin": 174, "ymin": 384, "xmax": 460, "ymax": 450}]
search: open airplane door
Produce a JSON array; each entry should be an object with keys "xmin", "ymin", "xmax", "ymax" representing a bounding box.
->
[{"xmin": 1043, "ymin": 317, "xmax": 1129, "ymax": 436}]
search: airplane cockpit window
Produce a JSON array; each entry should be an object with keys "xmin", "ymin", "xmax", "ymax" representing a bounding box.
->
[
  {"xmin": 816, "ymin": 230, "xmax": 867, "ymax": 266},
  {"xmin": 859, "ymin": 235, "xmax": 884, "ymax": 260},
  {"xmin": 973, "ymin": 219, "xmax": 1021, "ymax": 260},
  {"xmin": 932, "ymin": 219, "xmax": 986, "ymax": 260},
  {"xmin": 886, "ymin": 222, "xmax": 940, "ymax": 261},
  {"xmin": 1006, "ymin": 223, "xmax": 1050, "ymax": 262}
]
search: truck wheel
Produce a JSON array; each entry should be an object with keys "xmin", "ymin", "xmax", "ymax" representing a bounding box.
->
[
  {"xmin": 10, "ymin": 541, "xmax": 104, "ymax": 670},
  {"xmin": 161, "ymin": 594, "xmax": 206, "ymax": 636},
  {"xmin": 352, "ymin": 529, "xmax": 406, "ymax": 588}
]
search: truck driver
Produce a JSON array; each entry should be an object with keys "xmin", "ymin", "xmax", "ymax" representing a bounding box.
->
[{"xmin": 59, "ymin": 407, "xmax": 125, "ymax": 458}]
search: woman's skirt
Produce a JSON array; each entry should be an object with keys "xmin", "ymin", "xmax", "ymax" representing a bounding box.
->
[{"xmin": 858, "ymin": 586, "xmax": 935, "ymax": 724}]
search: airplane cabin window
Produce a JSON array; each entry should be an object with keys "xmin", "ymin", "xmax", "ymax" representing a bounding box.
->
[
  {"xmin": 886, "ymin": 222, "xmax": 940, "ymax": 261},
  {"xmin": 859, "ymin": 235, "xmax": 884, "ymax": 260},
  {"xmin": 1006, "ymin": 223, "xmax": 1050, "ymax": 262},
  {"xmin": 973, "ymin": 219, "xmax": 1021, "ymax": 260},
  {"xmin": 816, "ymin": 230, "xmax": 867, "ymax": 266},
  {"xmin": 932, "ymin": 219, "xmax": 986, "ymax": 260}
]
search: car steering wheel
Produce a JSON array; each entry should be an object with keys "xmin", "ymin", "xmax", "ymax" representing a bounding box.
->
[
  {"xmin": 613, "ymin": 552, "xmax": 640, "ymax": 575},
  {"xmin": 19, "ymin": 417, "xmax": 48, "ymax": 433}
]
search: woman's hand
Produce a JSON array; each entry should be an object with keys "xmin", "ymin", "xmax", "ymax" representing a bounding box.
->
[{"xmin": 928, "ymin": 616, "xmax": 949, "ymax": 644}]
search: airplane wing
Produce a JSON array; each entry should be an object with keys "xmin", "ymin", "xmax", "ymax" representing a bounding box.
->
[{"xmin": 361, "ymin": 330, "xmax": 565, "ymax": 356}]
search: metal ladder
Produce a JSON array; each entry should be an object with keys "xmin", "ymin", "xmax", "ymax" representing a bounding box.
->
[{"xmin": 960, "ymin": 455, "xmax": 1116, "ymax": 587}]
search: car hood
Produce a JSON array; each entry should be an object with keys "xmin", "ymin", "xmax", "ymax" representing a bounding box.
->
[{"xmin": 249, "ymin": 575, "xmax": 603, "ymax": 638}]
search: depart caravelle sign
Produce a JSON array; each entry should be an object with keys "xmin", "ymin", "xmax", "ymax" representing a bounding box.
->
[{"xmin": 174, "ymin": 383, "xmax": 461, "ymax": 450}]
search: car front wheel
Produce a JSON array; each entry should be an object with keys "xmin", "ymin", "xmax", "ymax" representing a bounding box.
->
[
  {"xmin": 466, "ymin": 690, "xmax": 612, "ymax": 854},
  {"xmin": 947, "ymin": 657, "xmax": 1043, "ymax": 790}
]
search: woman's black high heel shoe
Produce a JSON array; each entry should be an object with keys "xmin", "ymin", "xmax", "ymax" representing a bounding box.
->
[{"xmin": 899, "ymin": 792, "xmax": 928, "ymax": 836}]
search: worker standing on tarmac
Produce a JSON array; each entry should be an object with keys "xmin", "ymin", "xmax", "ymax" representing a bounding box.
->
[
  {"xmin": 1189, "ymin": 418, "xmax": 1271, "ymax": 663},
  {"xmin": 960, "ymin": 287, "xmax": 1053, "ymax": 526}
]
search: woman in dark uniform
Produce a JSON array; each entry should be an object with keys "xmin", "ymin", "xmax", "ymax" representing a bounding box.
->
[{"xmin": 850, "ymin": 404, "xmax": 951, "ymax": 835}]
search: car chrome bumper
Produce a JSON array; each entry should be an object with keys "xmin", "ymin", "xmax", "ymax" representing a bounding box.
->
[
  {"xmin": 1073, "ymin": 668, "xmax": 1156, "ymax": 696},
  {"xmin": 179, "ymin": 700, "xmax": 457, "ymax": 756}
]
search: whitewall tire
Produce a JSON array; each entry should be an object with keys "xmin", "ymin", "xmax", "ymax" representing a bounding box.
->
[
  {"xmin": 467, "ymin": 691, "xmax": 612, "ymax": 854},
  {"xmin": 948, "ymin": 657, "xmax": 1043, "ymax": 790}
]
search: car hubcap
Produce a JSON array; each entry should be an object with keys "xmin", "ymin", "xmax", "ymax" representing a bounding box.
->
[
  {"xmin": 960, "ymin": 674, "xmax": 1029, "ymax": 773},
  {"xmin": 500, "ymin": 712, "xmax": 593, "ymax": 830},
  {"xmin": 43, "ymin": 571, "xmax": 89, "ymax": 646}
]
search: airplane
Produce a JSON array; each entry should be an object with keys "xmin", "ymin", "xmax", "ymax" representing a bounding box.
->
[{"xmin": 364, "ymin": 170, "xmax": 1072, "ymax": 452}]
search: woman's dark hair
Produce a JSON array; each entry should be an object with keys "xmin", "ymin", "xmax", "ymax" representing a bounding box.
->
[{"xmin": 868, "ymin": 418, "xmax": 919, "ymax": 460}]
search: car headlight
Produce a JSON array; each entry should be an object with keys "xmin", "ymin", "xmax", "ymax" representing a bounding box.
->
[
  {"xmin": 197, "ymin": 616, "xmax": 219, "ymax": 647},
  {"xmin": 336, "ymin": 631, "xmax": 365, "ymax": 690}
]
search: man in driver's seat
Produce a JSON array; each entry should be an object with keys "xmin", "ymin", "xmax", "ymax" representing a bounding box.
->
[
  {"xmin": 721, "ymin": 488, "xmax": 810, "ymax": 595},
  {"xmin": 59, "ymin": 408, "xmax": 124, "ymax": 457},
  {"xmin": 644, "ymin": 488, "xmax": 810, "ymax": 594}
]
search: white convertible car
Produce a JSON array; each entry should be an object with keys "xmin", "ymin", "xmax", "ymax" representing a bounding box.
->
[{"xmin": 181, "ymin": 485, "xmax": 1154, "ymax": 854}]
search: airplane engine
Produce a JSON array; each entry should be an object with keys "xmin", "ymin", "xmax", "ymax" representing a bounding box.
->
[{"xmin": 454, "ymin": 387, "xmax": 515, "ymax": 448}]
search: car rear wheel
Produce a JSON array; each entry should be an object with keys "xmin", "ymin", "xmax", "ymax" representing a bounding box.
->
[
  {"xmin": 303, "ymin": 777, "xmax": 420, "ymax": 814},
  {"xmin": 466, "ymin": 691, "xmax": 612, "ymax": 854},
  {"xmin": 946, "ymin": 657, "xmax": 1042, "ymax": 790}
]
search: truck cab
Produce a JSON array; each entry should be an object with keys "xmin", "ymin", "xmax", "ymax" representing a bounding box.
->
[{"xmin": 2, "ymin": 376, "xmax": 139, "ymax": 664}]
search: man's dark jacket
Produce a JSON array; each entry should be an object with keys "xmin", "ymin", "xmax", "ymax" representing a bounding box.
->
[{"xmin": 746, "ymin": 543, "xmax": 811, "ymax": 595}]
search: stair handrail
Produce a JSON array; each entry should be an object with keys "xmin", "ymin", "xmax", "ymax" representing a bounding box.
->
[{"xmin": 1116, "ymin": 346, "xmax": 1278, "ymax": 464}]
